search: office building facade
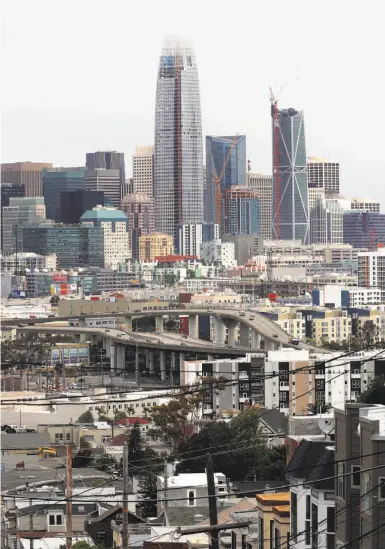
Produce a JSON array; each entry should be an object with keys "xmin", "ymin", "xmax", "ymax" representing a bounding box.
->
[
  {"xmin": 271, "ymin": 107, "xmax": 309, "ymax": 243},
  {"xmin": 85, "ymin": 169, "xmax": 120, "ymax": 208},
  {"xmin": 247, "ymin": 173, "xmax": 272, "ymax": 239},
  {"xmin": 1, "ymin": 162, "xmax": 52, "ymax": 197},
  {"xmin": 154, "ymin": 37, "xmax": 204, "ymax": 236},
  {"xmin": 1, "ymin": 183, "xmax": 25, "ymax": 207},
  {"xmin": 60, "ymin": 190, "xmax": 105, "ymax": 224},
  {"xmin": 350, "ymin": 197, "xmax": 380, "ymax": 213},
  {"xmin": 224, "ymin": 186, "xmax": 260, "ymax": 235},
  {"xmin": 343, "ymin": 211, "xmax": 385, "ymax": 249},
  {"xmin": 205, "ymin": 135, "xmax": 247, "ymax": 229},
  {"xmin": 2, "ymin": 197, "xmax": 46, "ymax": 254},
  {"xmin": 22, "ymin": 225, "xmax": 104, "ymax": 268},
  {"xmin": 86, "ymin": 151, "xmax": 125, "ymax": 198},
  {"xmin": 139, "ymin": 232, "xmax": 174, "ymax": 261},
  {"xmin": 132, "ymin": 146, "xmax": 154, "ymax": 197},
  {"xmin": 121, "ymin": 193, "xmax": 155, "ymax": 260},
  {"xmin": 310, "ymin": 196, "xmax": 344, "ymax": 245},
  {"xmin": 307, "ymin": 157, "xmax": 340, "ymax": 194},
  {"xmin": 176, "ymin": 223, "xmax": 220, "ymax": 257},
  {"xmin": 80, "ymin": 207, "xmax": 129, "ymax": 268},
  {"xmin": 43, "ymin": 167, "xmax": 86, "ymax": 221}
]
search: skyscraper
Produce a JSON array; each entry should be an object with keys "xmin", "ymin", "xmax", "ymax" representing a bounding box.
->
[
  {"xmin": 121, "ymin": 193, "xmax": 155, "ymax": 260},
  {"xmin": 2, "ymin": 197, "xmax": 46, "ymax": 254},
  {"xmin": 307, "ymin": 157, "xmax": 340, "ymax": 195},
  {"xmin": 205, "ymin": 135, "xmax": 246, "ymax": 229},
  {"xmin": 43, "ymin": 167, "xmax": 86, "ymax": 221},
  {"xmin": 133, "ymin": 146, "xmax": 154, "ymax": 197},
  {"xmin": 310, "ymin": 196, "xmax": 344, "ymax": 245},
  {"xmin": 86, "ymin": 169, "xmax": 120, "ymax": 208},
  {"xmin": 86, "ymin": 151, "xmax": 125, "ymax": 198},
  {"xmin": 247, "ymin": 173, "xmax": 272, "ymax": 240},
  {"xmin": 224, "ymin": 186, "xmax": 260, "ymax": 235},
  {"xmin": 271, "ymin": 107, "xmax": 309, "ymax": 243},
  {"xmin": 154, "ymin": 37, "xmax": 204, "ymax": 237},
  {"xmin": 1, "ymin": 162, "xmax": 53, "ymax": 197}
]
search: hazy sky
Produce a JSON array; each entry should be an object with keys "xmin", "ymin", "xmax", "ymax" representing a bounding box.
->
[{"xmin": 2, "ymin": 0, "xmax": 384, "ymax": 205}]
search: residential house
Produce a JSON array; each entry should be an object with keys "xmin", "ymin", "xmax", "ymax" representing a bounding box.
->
[
  {"xmin": 254, "ymin": 493, "xmax": 290, "ymax": 549},
  {"xmin": 271, "ymin": 505, "xmax": 290, "ymax": 549},
  {"xmin": 86, "ymin": 504, "xmax": 145, "ymax": 548}
]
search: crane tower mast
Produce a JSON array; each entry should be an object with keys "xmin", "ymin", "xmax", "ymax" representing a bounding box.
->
[{"xmin": 270, "ymin": 88, "xmax": 280, "ymax": 240}]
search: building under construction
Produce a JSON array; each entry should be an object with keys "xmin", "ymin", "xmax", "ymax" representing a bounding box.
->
[{"xmin": 270, "ymin": 99, "xmax": 309, "ymax": 244}]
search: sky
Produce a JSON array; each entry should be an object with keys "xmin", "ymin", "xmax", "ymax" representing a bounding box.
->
[{"xmin": 2, "ymin": 0, "xmax": 385, "ymax": 206}]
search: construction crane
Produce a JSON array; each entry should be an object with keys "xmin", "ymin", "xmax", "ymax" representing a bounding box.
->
[
  {"xmin": 270, "ymin": 87, "xmax": 280, "ymax": 240},
  {"xmin": 212, "ymin": 134, "xmax": 239, "ymax": 226}
]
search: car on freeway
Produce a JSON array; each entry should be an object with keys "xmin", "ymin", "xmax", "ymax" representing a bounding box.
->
[
  {"xmin": 290, "ymin": 338, "xmax": 300, "ymax": 345},
  {"xmin": 273, "ymin": 334, "xmax": 278, "ymax": 338},
  {"xmin": 105, "ymin": 329, "xmax": 110, "ymax": 332},
  {"xmin": 239, "ymin": 312, "xmax": 245, "ymax": 316},
  {"xmin": 18, "ymin": 324, "xmax": 27, "ymax": 327},
  {"xmin": 182, "ymin": 335, "xmax": 187, "ymax": 339}
]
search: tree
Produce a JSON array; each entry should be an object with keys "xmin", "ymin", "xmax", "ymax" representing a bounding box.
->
[
  {"xmin": 77, "ymin": 410, "xmax": 94, "ymax": 423},
  {"xmin": 137, "ymin": 469, "xmax": 157, "ymax": 518},
  {"xmin": 114, "ymin": 410, "xmax": 128, "ymax": 421},
  {"xmin": 145, "ymin": 392, "xmax": 202, "ymax": 452},
  {"xmin": 358, "ymin": 376, "xmax": 385, "ymax": 405},
  {"xmin": 128, "ymin": 421, "xmax": 144, "ymax": 464},
  {"xmin": 50, "ymin": 295, "xmax": 61, "ymax": 305},
  {"xmin": 60, "ymin": 542, "xmax": 96, "ymax": 549},
  {"xmin": 307, "ymin": 401, "xmax": 332, "ymax": 414},
  {"xmin": 93, "ymin": 453, "xmax": 118, "ymax": 472},
  {"xmin": 186, "ymin": 269, "xmax": 195, "ymax": 279},
  {"xmin": 360, "ymin": 320, "xmax": 379, "ymax": 347}
]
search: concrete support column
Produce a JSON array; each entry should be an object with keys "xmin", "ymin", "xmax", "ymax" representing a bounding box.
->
[
  {"xmin": 239, "ymin": 324, "xmax": 250, "ymax": 348},
  {"xmin": 207, "ymin": 354, "xmax": 214, "ymax": 361},
  {"xmin": 227, "ymin": 326, "xmax": 236, "ymax": 346},
  {"xmin": 135, "ymin": 346, "xmax": 140, "ymax": 378},
  {"xmin": 159, "ymin": 350, "xmax": 166, "ymax": 381},
  {"xmin": 124, "ymin": 316, "xmax": 133, "ymax": 332},
  {"xmin": 78, "ymin": 318, "xmax": 86, "ymax": 328},
  {"xmin": 90, "ymin": 334, "xmax": 99, "ymax": 346},
  {"xmin": 213, "ymin": 317, "xmax": 226, "ymax": 346},
  {"xmin": 116, "ymin": 344, "xmax": 125, "ymax": 373},
  {"xmin": 79, "ymin": 332, "xmax": 88, "ymax": 343},
  {"xmin": 104, "ymin": 338, "xmax": 111, "ymax": 357},
  {"xmin": 179, "ymin": 352, "xmax": 185, "ymax": 384},
  {"xmin": 189, "ymin": 315, "xmax": 199, "ymax": 339},
  {"xmin": 155, "ymin": 316, "xmax": 164, "ymax": 333},
  {"xmin": 251, "ymin": 331, "xmax": 261, "ymax": 350},
  {"xmin": 265, "ymin": 339, "xmax": 276, "ymax": 352},
  {"xmin": 110, "ymin": 342, "xmax": 116, "ymax": 372},
  {"xmin": 146, "ymin": 350, "xmax": 155, "ymax": 374}
]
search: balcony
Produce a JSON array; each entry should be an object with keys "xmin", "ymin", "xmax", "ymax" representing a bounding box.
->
[{"xmin": 203, "ymin": 407, "xmax": 213, "ymax": 414}]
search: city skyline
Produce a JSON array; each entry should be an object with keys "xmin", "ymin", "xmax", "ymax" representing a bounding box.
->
[{"xmin": 2, "ymin": 0, "xmax": 384, "ymax": 208}]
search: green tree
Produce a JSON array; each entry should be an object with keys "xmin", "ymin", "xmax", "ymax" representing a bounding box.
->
[
  {"xmin": 137, "ymin": 469, "xmax": 157, "ymax": 518},
  {"xmin": 145, "ymin": 392, "xmax": 202, "ymax": 452},
  {"xmin": 60, "ymin": 541, "xmax": 96, "ymax": 549},
  {"xmin": 77, "ymin": 410, "xmax": 94, "ymax": 423},
  {"xmin": 93, "ymin": 453, "xmax": 118, "ymax": 472},
  {"xmin": 128, "ymin": 421, "xmax": 144, "ymax": 464},
  {"xmin": 360, "ymin": 320, "xmax": 379, "ymax": 347},
  {"xmin": 358, "ymin": 376, "xmax": 385, "ymax": 405},
  {"xmin": 307, "ymin": 401, "xmax": 332, "ymax": 414},
  {"xmin": 186, "ymin": 269, "xmax": 195, "ymax": 279}
]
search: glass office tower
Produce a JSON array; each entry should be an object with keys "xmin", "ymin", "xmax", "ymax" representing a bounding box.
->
[
  {"xmin": 272, "ymin": 107, "xmax": 309, "ymax": 243},
  {"xmin": 154, "ymin": 37, "xmax": 204, "ymax": 236},
  {"xmin": 205, "ymin": 135, "xmax": 246, "ymax": 230}
]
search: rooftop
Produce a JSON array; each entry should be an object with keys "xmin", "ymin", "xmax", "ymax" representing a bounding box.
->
[
  {"xmin": 80, "ymin": 207, "xmax": 128, "ymax": 221},
  {"xmin": 255, "ymin": 493, "xmax": 290, "ymax": 505},
  {"xmin": 158, "ymin": 473, "xmax": 224, "ymax": 488}
]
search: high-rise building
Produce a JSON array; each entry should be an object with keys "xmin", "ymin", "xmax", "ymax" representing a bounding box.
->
[
  {"xmin": 247, "ymin": 173, "xmax": 272, "ymax": 240},
  {"xmin": 343, "ymin": 211, "xmax": 385, "ymax": 249},
  {"xmin": 85, "ymin": 169, "xmax": 120, "ymax": 208},
  {"xmin": 271, "ymin": 107, "xmax": 309, "ymax": 243},
  {"xmin": 176, "ymin": 223, "xmax": 220, "ymax": 257},
  {"xmin": 43, "ymin": 167, "xmax": 86, "ymax": 221},
  {"xmin": 310, "ymin": 196, "xmax": 344, "ymax": 245},
  {"xmin": 307, "ymin": 157, "xmax": 340, "ymax": 194},
  {"xmin": 133, "ymin": 146, "xmax": 154, "ymax": 198},
  {"xmin": 1, "ymin": 183, "xmax": 25, "ymax": 207},
  {"xmin": 121, "ymin": 193, "xmax": 155, "ymax": 260},
  {"xmin": 86, "ymin": 151, "xmax": 125, "ymax": 198},
  {"xmin": 1, "ymin": 162, "xmax": 53, "ymax": 197},
  {"xmin": 139, "ymin": 232, "xmax": 174, "ymax": 261},
  {"xmin": 80, "ymin": 206, "xmax": 130, "ymax": 269},
  {"xmin": 2, "ymin": 197, "xmax": 46, "ymax": 254},
  {"xmin": 205, "ymin": 135, "xmax": 247, "ymax": 229},
  {"xmin": 358, "ymin": 248, "xmax": 385, "ymax": 289},
  {"xmin": 60, "ymin": 190, "xmax": 106, "ymax": 224},
  {"xmin": 224, "ymin": 186, "xmax": 260, "ymax": 235},
  {"xmin": 308, "ymin": 187, "xmax": 325, "ymax": 211},
  {"xmin": 22, "ymin": 225, "xmax": 104, "ymax": 268},
  {"xmin": 350, "ymin": 197, "xmax": 380, "ymax": 213},
  {"xmin": 200, "ymin": 239, "xmax": 236, "ymax": 269},
  {"xmin": 154, "ymin": 37, "xmax": 204, "ymax": 236}
]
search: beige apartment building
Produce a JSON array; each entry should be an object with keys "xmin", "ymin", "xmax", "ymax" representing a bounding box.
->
[
  {"xmin": 311, "ymin": 310, "xmax": 352, "ymax": 345},
  {"xmin": 139, "ymin": 232, "xmax": 174, "ymax": 261},
  {"xmin": 1, "ymin": 162, "xmax": 53, "ymax": 197}
]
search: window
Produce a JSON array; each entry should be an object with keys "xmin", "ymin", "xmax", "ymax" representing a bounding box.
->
[
  {"xmin": 351, "ymin": 465, "xmax": 360, "ymax": 488},
  {"xmin": 337, "ymin": 463, "xmax": 345, "ymax": 499},
  {"xmin": 362, "ymin": 473, "xmax": 371, "ymax": 513},
  {"xmin": 274, "ymin": 528, "xmax": 280, "ymax": 549},
  {"xmin": 270, "ymin": 520, "xmax": 274, "ymax": 549},
  {"xmin": 259, "ymin": 517, "xmax": 264, "ymax": 549},
  {"xmin": 242, "ymin": 535, "xmax": 246, "ymax": 549},
  {"xmin": 291, "ymin": 492, "xmax": 297, "ymax": 540},
  {"xmin": 232, "ymin": 532, "xmax": 237, "ymax": 549},
  {"xmin": 305, "ymin": 495, "xmax": 311, "ymax": 545},
  {"xmin": 326, "ymin": 507, "xmax": 335, "ymax": 549},
  {"xmin": 379, "ymin": 478, "xmax": 385, "ymax": 500},
  {"xmin": 49, "ymin": 514, "xmax": 63, "ymax": 526},
  {"xmin": 187, "ymin": 490, "xmax": 196, "ymax": 506},
  {"xmin": 311, "ymin": 503, "xmax": 318, "ymax": 549},
  {"xmin": 66, "ymin": 433, "xmax": 71, "ymax": 441}
]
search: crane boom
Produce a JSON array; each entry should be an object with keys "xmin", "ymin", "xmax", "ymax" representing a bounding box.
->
[{"xmin": 212, "ymin": 134, "xmax": 239, "ymax": 227}]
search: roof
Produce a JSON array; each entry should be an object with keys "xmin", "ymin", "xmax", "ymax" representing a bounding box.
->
[
  {"xmin": 88, "ymin": 503, "xmax": 144, "ymax": 523},
  {"xmin": 19, "ymin": 536, "xmax": 93, "ymax": 549},
  {"xmin": 306, "ymin": 446, "xmax": 335, "ymax": 490},
  {"xmin": 80, "ymin": 208, "xmax": 128, "ymax": 221},
  {"xmin": 199, "ymin": 498, "xmax": 256, "ymax": 526},
  {"xmin": 258, "ymin": 408, "xmax": 288, "ymax": 434},
  {"xmin": 255, "ymin": 493, "xmax": 290, "ymax": 506},
  {"xmin": 231, "ymin": 481, "xmax": 288, "ymax": 495},
  {"xmin": 15, "ymin": 502, "xmax": 97, "ymax": 516},
  {"xmin": 162, "ymin": 506, "xmax": 210, "ymax": 526},
  {"xmin": 286, "ymin": 439, "xmax": 331, "ymax": 480},
  {"xmin": 116, "ymin": 417, "xmax": 149, "ymax": 426},
  {"xmin": 1, "ymin": 432, "xmax": 51, "ymax": 449},
  {"xmin": 159, "ymin": 473, "xmax": 224, "ymax": 488},
  {"xmin": 272, "ymin": 505, "xmax": 290, "ymax": 517}
]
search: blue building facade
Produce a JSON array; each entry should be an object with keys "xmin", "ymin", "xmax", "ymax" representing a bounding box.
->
[
  {"xmin": 224, "ymin": 187, "xmax": 260, "ymax": 235},
  {"xmin": 205, "ymin": 135, "xmax": 247, "ymax": 229},
  {"xmin": 343, "ymin": 211, "xmax": 385, "ymax": 249}
]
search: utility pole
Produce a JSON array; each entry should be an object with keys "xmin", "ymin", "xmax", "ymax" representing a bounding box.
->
[
  {"xmin": 163, "ymin": 458, "xmax": 169, "ymax": 511},
  {"xmin": 206, "ymin": 454, "xmax": 218, "ymax": 549},
  {"xmin": 66, "ymin": 444, "xmax": 73, "ymax": 549},
  {"xmin": 122, "ymin": 445, "xmax": 129, "ymax": 549},
  {"xmin": 29, "ymin": 497, "xmax": 34, "ymax": 549}
]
